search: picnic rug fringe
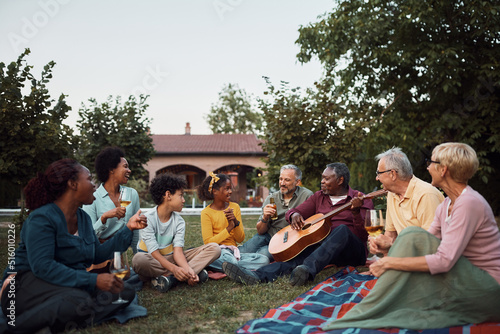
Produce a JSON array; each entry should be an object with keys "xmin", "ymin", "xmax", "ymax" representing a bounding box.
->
[{"xmin": 236, "ymin": 266, "xmax": 500, "ymax": 334}]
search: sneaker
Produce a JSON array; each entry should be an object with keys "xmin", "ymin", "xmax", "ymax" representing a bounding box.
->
[
  {"xmin": 222, "ymin": 262, "xmax": 260, "ymax": 285},
  {"xmin": 290, "ymin": 265, "xmax": 310, "ymax": 286},
  {"xmin": 198, "ymin": 269, "xmax": 209, "ymax": 283},
  {"xmin": 151, "ymin": 275, "xmax": 175, "ymax": 292}
]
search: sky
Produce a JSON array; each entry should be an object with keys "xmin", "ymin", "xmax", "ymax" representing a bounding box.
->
[{"xmin": 0, "ymin": 0, "xmax": 334, "ymax": 135}]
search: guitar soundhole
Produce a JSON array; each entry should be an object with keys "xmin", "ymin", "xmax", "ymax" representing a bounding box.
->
[{"xmin": 302, "ymin": 223, "xmax": 312, "ymax": 231}]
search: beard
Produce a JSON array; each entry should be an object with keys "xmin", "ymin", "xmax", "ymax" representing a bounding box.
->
[{"xmin": 281, "ymin": 186, "xmax": 295, "ymax": 196}]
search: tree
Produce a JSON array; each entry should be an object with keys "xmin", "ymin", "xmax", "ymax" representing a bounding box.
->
[
  {"xmin": 207, "ymin": 83, "xmax": 263, "ymax": 135},
  {"xmin": 296, "ymin": 0, "xmax": 500, "ymax": 212},
  {"xmin": 259, "ymin": 77, "xmax": 370, "ymax": 191},
  {"xmin": 0, "ymin": 49, "xmax": 75, "ymax": 210},
  {"xmin": 76, "ymin": 95, "xmax": 155, "ymax": 179}
]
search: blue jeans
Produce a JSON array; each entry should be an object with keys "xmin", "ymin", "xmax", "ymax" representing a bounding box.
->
[
  {"xmin": 254, "ymin": 225, "xmax": 367, "ymax": 283},
  {"xmin": 238, "ymin": 233, "xmax": 273, "ymax": 261},
  {"xmin": 208, "ymin": 247, "xmax": 270, "ymax": 272}
]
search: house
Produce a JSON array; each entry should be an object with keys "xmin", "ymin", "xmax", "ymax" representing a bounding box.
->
[{"xmin": 143, "ymin": 123, "xmax": 269, "ymax": 206}]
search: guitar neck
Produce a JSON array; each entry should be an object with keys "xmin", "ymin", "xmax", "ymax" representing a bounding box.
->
[{"xmin": 310, "ymin": 189, "xmax": 388, "ymax": 225}]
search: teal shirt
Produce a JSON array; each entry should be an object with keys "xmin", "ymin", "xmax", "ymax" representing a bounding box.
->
[
  {"xmin": 2, "ymin": 203, "xmax": 133, "ymax": 292},
  {"xmin": 83, "ymin": 184, "xmax": 140, "ymax": 239}
]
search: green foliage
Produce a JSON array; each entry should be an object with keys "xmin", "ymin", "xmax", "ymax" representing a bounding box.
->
[
  {"xmin": 259, "ymin": 77, "xmax": 370, "ymax": 191},
  {"xmin": 76, "ymin": 95, "xmax": 155, "ymax": 179},
  {"xmin": 0, "ymin": 49, "xmax": 75, "ymax": 219},
  {"xmin": 295, "ymin": 0, "xmax": 500, "ymax": 212},
  {"xmin": 0, "ymin": 49, "xmax": 75, "ymax": 188},
  {"xmin": 207, "ymin": 83, "xmax": 263, "ymax": 135}
]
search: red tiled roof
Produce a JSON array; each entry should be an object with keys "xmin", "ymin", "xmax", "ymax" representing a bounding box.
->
[{"xmin": 152, "ymin": 134, "xmax": 266, "ymax": 156}]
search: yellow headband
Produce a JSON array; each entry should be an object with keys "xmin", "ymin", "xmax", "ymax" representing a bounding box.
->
[{"xmin": 208, "ymin": 171, "xmax": 220, "ymax": 193}]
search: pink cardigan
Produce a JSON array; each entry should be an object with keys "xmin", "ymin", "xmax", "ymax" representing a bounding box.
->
[{"xmin": 426, "ymin": 186, "xmax": 500, "ymax": 285}]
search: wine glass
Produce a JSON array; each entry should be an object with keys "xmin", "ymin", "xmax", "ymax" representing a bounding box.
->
[
  {"xmin": 110, "ymin": 251, "xmax": 130, "ymax": 304},
  {"xmin": 119, "ymin": 187, "xmax": 132, "ymax": 209},
  {"xmin": 118, "ymin": 187, "xmax": 131, "ymax": 225},
  {"xmin": 365, "ymin": 209, "xmax": 383, "ymax": 237}
]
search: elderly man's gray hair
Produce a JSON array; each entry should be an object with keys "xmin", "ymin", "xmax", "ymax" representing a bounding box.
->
[
  {"xmin": 280, "ymin": 164, "xmax": 302, "ymax": 181},
  {"xmin": 375, "ymin": 147, "xmax": 413, "ymax": 181}
]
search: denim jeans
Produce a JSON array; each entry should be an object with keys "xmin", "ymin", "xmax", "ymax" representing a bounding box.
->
[
  {"xmin": 238, "ymin": 233, "xmax": 273, "ymax": 261},
  {"xmin": 254, "ymin": 225, "xmax": 367, "ymax": 283},
  {"xmin": 208, "ymin": 247, "xmax": 270, "ymax": 272}
]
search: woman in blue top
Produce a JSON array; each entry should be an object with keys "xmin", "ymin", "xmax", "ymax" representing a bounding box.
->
[
  {"xmin": 0, "ymin": 159, "xmax": 147, "ymax": 333},
  {"xmin": 83, "ymin": 147, "xmax": 141, "ymax": 254}
]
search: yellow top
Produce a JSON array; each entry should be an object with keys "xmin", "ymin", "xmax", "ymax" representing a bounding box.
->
[
  {"xmin": 386, "ymin": 176, "xmax": 444, "ymax": 233},
  {"xmin": 201, "ymin": 202, "xmax": 244, "ymax": 246}
]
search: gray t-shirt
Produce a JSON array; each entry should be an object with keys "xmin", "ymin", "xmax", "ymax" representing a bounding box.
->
[{"xmin": 137, "ymin": 206, "xmax": 185, "ymax": 255}]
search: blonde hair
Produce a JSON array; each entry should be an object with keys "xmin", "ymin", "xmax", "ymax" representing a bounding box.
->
[{"xmin": 432, "ymin": 142, "xmax": 479, "ymax": 183}]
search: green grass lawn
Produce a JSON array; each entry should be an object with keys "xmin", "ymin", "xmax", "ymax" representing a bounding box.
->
[
  {"xmin": 0, "ymin": 215, "xmax": 341, "ymax": 334},
  {"xmin": 2, "ymin": 214, "xmax": 500, "ymax": 333}
]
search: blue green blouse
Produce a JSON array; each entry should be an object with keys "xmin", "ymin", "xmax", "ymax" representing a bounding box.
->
[{"xmin": 2, "ymin": 203, "xmax": 132, "ymax": 292}]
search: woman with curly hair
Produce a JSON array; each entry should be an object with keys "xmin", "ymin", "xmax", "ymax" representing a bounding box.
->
[
  {"xmin": 83, "ymin": 147, "xmax": 142, "ymax": 255},
  {"xmin": 0, "ymin": 159, "xmax": 147, "ymax": 333},
  {"xmin": 197, "ymin": 172, "xmax": 269, "ymax": 272}
]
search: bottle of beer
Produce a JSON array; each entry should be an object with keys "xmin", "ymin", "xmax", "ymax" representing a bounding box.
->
[{"xmin": 270, "ymin": 197, "xmax": 278, "ymax": 220}]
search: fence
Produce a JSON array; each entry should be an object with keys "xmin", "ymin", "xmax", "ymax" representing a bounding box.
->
[{"xmin": 0, "ymin": 207, "xmax": 262, "ymax": 217}]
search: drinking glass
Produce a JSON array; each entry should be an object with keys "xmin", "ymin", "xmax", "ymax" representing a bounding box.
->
[
  {"xmin": 365, "ymin": 210, "xmax": 384, "ymax": 237},
  {"xmin": 118, "ymin": 187, "xmax": 131, "ymax": 226},
  {"xmin": 110, "ymin": 251, "xmax": 130, "ymax": 304},
  {"xmin": 119, "ymin": 187, "xmax": 131, "ymax": 209}
]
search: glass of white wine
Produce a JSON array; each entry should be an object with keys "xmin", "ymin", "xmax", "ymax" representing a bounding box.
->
[
  {"xmin": 110, "ymin": 251, "xmax": 130, "ymax": 304},
  {"xmin": 118, "ymin": 187, "xmax": 131, "ymax": 226},
  {"xmin": 119, "ymin": 187, "xmax": 132, "ymax": 210},
  {"xmin": 365, "ymin": 210, "xmax": 383, "ymax": 237}
]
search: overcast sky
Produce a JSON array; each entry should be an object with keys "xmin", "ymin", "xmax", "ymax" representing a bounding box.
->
[{"xmin": 1, "ymin": 0, "xmax": 334, "ymax": 135}]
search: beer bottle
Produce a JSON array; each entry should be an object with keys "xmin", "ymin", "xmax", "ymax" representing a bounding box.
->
[{"xmin": 270, "ymin": 197, "xmax": 278, "ymax": 220}]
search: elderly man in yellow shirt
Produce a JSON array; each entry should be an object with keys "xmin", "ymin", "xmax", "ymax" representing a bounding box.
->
[{"xmin": 370, "ymin": 147, "xmax": 444, "ymax": 256}]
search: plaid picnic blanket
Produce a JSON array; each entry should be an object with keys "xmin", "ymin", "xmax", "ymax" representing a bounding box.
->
[{"xmin": 236, "ymin": 266, "xmax": 500, "ymax": 334}]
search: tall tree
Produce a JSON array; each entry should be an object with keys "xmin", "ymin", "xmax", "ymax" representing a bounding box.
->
[
  {"xmin": 259, "ymin": 77, "xmax": 369, "ymax": 191},
  {"xmin": 296, "ymin": 0, "xmax": 500, "ymax": 211},
  {"xmin": 76, "ymin": 95, "xmax": 155, "ymax": 179},
  {"xmin": 207, "ymin": 83, "xmax": 263, "ymax": 135},
  {"xmin": 0, "ymin": 49, "xmax": 75, "ymax": 209}
]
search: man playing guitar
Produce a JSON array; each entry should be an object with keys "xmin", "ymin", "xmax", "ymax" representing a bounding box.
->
[{"xmin": 222, "ymin": 163, "xmax": 375, "ymax": 286}]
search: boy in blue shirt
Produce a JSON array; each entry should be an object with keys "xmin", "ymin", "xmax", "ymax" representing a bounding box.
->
[{"xmin": 132, "ymin": 173, "xmax": 220, "ymax": 292}]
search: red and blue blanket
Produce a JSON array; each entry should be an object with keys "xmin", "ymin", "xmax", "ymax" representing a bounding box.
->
[{"xmin": 237, "ymin": 267, "xmax": 500, "ymax": 334}]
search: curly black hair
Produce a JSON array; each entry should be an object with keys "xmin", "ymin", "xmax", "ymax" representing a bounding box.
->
[
  {"xmin": 197, "ymin": 173, "xmax": 230, "ymax": 201},
  {"xmin": 95, "ymin": 147, "xmax": 125, "ymax": 183},
  {"xmin": 150, "ymin": 173, "xmax": 188, "ymax": 205}
]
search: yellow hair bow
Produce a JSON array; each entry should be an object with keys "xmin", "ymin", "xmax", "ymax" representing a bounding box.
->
[{"xmin": 208, "ymin": 171, "xmax": 220, "ymax": 193}]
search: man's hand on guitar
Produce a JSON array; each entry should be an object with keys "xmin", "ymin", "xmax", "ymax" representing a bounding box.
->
[
  {"xmin": 290, "ymin": 212, "xmax": 305, "ymax": 230},
  {"xmin": 350, "ymin": 192, "xmax": 364, "ymax": 211}
]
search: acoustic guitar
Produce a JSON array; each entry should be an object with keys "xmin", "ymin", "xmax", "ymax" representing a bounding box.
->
[{"xmin": 268, "ymin": 189, "xmax": 388, "ymax": 262}]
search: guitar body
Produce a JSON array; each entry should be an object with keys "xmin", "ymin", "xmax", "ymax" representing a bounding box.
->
[{"xmin": 268, "ymin": 213, "xmax": 331, "ymax": 262}]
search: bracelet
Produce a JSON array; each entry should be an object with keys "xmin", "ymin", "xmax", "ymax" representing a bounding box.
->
[
  {"xmin": 261, "ymin": 218, "xmax": 270, "ymax": 224},
  {"xmin": 234, "ymin": 220, "xmax": 240, "ymax": 227}
]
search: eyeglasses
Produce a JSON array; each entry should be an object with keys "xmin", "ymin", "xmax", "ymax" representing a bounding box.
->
[
  {"xmin": 425, "ymin": 158, "xmax": 440, "ymax": 167},
  {"xmin": 375, "ymin": 169, "xmax": 393, "ymax": 176}
]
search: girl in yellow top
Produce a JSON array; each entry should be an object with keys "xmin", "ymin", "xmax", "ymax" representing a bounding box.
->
[{"xmin": 198, "ymin": 172, "xmax": 269, "ymax": 272}]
